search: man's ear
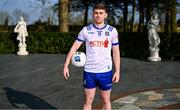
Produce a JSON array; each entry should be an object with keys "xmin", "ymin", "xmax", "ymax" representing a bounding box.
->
[{"xmin": 105, "ymin": 13, "xmax": 108, "ymax": 18}]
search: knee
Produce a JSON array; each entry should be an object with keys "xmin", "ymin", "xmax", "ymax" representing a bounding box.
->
[
  {"xmin": 101, "ymin": 96, "xmax": 111, "ymax": 104},
  {"xmin": 84, "ymin": 95, "xmax": 94, "ymax": 105}
]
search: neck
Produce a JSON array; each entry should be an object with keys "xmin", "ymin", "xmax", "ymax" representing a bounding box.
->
[{"xmin": 94, "ymin": 22, "xmax": 105, "ymax": 28}]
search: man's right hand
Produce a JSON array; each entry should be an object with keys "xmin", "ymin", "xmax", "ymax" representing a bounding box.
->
[{"xmin": 63, "ymin": 66, "xmax": 70, "ymax": 80}]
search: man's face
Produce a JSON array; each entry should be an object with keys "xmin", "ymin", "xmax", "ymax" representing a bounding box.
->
[{"xmin": 93, "ymin": 9, "xmax": 107, "ymax": 24}]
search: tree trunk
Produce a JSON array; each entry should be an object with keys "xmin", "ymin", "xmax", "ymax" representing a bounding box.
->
[
  {"xmin": 123, "ymin": 1, "xmax": 128, "ymax": 32},
  {"xmin": 145, "ymin": 0, "xmax": 153, "ymax": 25},
  {"xmin": 84, "ymin": 1, "xmax": 89, "ymax": 26},
  {"xmin": 170, "ymin": 0, "xmax": 176, "ymax": 32},
  {"xmin": 165, "ymin": 0, "xmax": 170, "ymax": 32},
  {"xmin": 130, "ymin": 0, "xmax": 135, "ymax": 32},
  {"xmin": 137, "ymin": 0, "xmax": 144, "ymax": 32},
  {"xmin": 59, "ymin": 0, "xmax": 69, "ymax": 32}
]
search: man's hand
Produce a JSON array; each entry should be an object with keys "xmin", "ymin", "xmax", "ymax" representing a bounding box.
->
[
  {"xmin": 63, "ymin": 66, "xmax": 70, "ymax": 80},
  {"xmin": 112, "ymin": 72, "xmax": 120, "ymax": 83}
]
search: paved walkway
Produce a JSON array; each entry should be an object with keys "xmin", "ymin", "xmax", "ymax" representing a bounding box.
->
[
  {"xmin": 0, "ymin": 54, "xmax": 179, "ymax": 109},
  {"xmin": 112, "ymin": 87, "xmax": 180, "ymax": 109}
]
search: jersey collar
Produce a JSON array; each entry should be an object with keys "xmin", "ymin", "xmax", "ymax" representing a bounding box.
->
[{"xmin": 93, "ymin": 23, "xmax": 107, "ymax": 30}]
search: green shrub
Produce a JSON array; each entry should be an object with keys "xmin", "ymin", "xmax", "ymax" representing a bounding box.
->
[
  {"xmin": 26, "ymin": 32, "xmax": 85, "ymax": 54},
  {"xmin": 0, "ymin": 32, "xmax": 17, "ymax": 53},
  {"xmin": 119, "ymin": 32, "xmax": 180, "ymax": 60},
  {"xmin": 119, "ymin": 32, "xmax": 149, "ymax": 60},
  {"xmin": 159, "ymin": 33, "xmax": 180, "ymax": 60},
  {"xmin": 0, "ymin": 32, "xmax": 179, "ymax": 60}
]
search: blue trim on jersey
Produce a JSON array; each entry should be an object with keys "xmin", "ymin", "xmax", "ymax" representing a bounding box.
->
[
  {"xmin": 93, "ymin": 23, "xmax": 107, "ymax": 30},
  {"xmin": 112, "ymin": 42, "xmax": 119, "ymax": 46},
  {"xmin": 86, "ymin": 25, "xmax": 91, "ymax": 30},
  {"xmin": 76, "ymin": 38, "xmax": 84, "ymax": 42},
  {"xmin": 108, "ymin": 26, "xmax": 113, "ymax": 31}
]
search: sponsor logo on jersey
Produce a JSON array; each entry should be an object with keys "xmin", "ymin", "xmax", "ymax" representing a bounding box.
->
[
  {"xmin": 89, "ymin": 38, "xmax": 109, "ymax": 48},
  {"xmin": 88, "ymin": 32, "xmax": 94, "ymax": 34}
]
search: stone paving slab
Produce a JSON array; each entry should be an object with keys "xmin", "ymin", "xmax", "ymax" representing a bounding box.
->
[
  {"xmin": 0, "ymin": 54, "xmax": 180, "ymax": 109},
  {"xmin": 112, "ymin": 87, "xmax": 180, "ymax": 109}
]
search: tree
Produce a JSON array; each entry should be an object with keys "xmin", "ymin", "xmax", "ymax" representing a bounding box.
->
[
  {"xmin": 32, "ymin": 0, "xmax": 55, "ymax": 25},
  {"xmin": 59, "ymin": 0, "xmax": 69, "ymax": 32},
  {"xmin": 0, "ymin": 11, "xmax": 11, "ymax": 26},
  {"xmin": 130, "ymin": 0, "xmax": 136, "ymax": 32},
  {"xmin": 170, "ymin": 0, "xmax": 177, "ymax": 32},
  {"xmin": 4, "ymin": 16, "xmax": 9, "ymax": 26},
  {"xmin": 137, "ymin": 0, "xmax": 145, "ymax": 32},
  {"xmin": 123, "ymin": 1, "xmax": 128, "ymax": 32},
  {"xmin": 145, "ymin": 0, "xmax": 153, "ymax": 25},
  {"xmin": 177, "ymin": 19, "xmax": 180, "ymax": 27},
  {"xmin": 164, "ymin": 0, "xmax": 177, "ymax": 32},
  {"xmin": 83, "ymin": 0, "xmax": 90, "ymax": 25},
  {"xmin": 70, "ymin": 0, "xmax": 97, "ymax": 25},
  {"xmin": 13, "ymin": 9, "xmax": 29, "ymax": 24}
]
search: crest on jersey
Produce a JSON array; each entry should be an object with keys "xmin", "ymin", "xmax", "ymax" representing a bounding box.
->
[{"xmin": 105, "ymin": 31, "xmax": 109, "ymax": 36}]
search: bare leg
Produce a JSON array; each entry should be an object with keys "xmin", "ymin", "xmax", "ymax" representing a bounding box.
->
[
  {"xmin": 100, "ymin": 89, "xmax": 111, "ymax": 110},
  {"xmin": 83, "ymin": 88, "xmax": 96, "ymax": 110}
]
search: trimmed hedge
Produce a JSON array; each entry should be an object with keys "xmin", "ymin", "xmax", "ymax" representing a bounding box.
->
[
  {"xmin": 0, "ymin": 32, "xmax": 85, "ymax": 54},
  {"xmin": 26, "ymin": 32, "xmax": 83, "ymax": 54},
  {"xmin": 119, "ymin": 32, "xmax": 180, "ymax": 60},
  {"xmin": 0, "ymin": 32, "xmax": 17, "ymax": 53},
  {"xmin": 119, "ymin": 32, "xmax": 149, "ymax": 60},
  {"xmin": 0, "ymin": 32, "xmax": 179, "ymax": 60}
]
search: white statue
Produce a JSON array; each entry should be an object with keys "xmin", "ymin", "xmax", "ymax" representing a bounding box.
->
[
  {"xmin": 147, "ymin": 13, "xmax": 161, "ymax": 61},
  {"xmin": 14, "ymin": 17, "xmax": 28, "ymax": 55}
]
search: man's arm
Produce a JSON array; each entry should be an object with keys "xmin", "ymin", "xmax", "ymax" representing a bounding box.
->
[
  {"xmin": 63, "ymin": 40, "xmax": 83, "ymax": 79},
  {"xmin": 112, "ymin": 45, "xmax": 120, "ymax": 83}
]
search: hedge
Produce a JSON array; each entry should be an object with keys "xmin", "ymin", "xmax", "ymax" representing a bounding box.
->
[{"xmin": 0, "ymin": 32, "xmax": 179, "ymax": 60}]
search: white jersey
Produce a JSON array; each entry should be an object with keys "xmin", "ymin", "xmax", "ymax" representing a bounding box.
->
[{"xmin": 77, "ymin": 23, "xmax": 119, "ymax": 73}]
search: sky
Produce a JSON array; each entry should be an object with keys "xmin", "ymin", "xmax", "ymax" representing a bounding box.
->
[
  {"xmin": 0, "ymin": 0, "xmax": 179, "ymax": 25},
  {"xmin": 0, "ymin": 0, "xmax": 58, "ymax": 25}
]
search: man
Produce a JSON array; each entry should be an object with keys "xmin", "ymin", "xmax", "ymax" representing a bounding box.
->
[{"xmin": 62, "ymin": 3, "xmax": 120, "ymax": 110}]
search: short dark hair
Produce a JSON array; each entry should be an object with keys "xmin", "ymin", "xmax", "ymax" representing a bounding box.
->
[{"xmin": 93, "ymin": 3, "xmax": 107, "ymax": 13}]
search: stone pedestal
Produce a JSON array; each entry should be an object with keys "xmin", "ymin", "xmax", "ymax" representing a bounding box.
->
[
  {"xmin": 148, "ymin": 48, "xmax": 161, "ymax": 61},
  {"xmin": 17, "ymin": 43, "xmax": 28, "ymax": 55}
]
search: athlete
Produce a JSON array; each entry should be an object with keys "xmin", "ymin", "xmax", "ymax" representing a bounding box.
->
[{"xmin": 62, "ymin": 3, "xmax": 120, "ymax": 110}]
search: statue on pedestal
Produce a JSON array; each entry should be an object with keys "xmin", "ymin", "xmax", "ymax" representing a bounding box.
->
[
  {"xmin": 14, "ymin": 17, "xmax": 28, "ymax": 55},
  {"xmin": 147, "ymin": 13, "xmax": 161, "ymax": 61}
]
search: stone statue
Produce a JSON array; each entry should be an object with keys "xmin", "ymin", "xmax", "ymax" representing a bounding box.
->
[
  {"xmin": 14, "ymin": 17, "xmax": 28, "ymax": 45},
  {"xmin": 147, "ymin": 13, "xmax": 161, "ymax": 61},
  {"xmin": 14, "ymin": 17, "xmax": 28, "ymax": 55}
]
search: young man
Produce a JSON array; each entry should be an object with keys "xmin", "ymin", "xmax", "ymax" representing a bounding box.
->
[{"xmin": 63, "ymin": 3, "xmax": 120, "ymax": 110}]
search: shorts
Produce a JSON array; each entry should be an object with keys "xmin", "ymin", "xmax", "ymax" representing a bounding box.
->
[{"xmin": 83, "ymin": 70, "xmax": 113, "ymax": 90}]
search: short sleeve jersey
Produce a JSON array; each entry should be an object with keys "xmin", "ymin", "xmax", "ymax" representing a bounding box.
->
[{"xmin": 76, "ymin": 24, "xmax": 119, "ymax": 73}]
